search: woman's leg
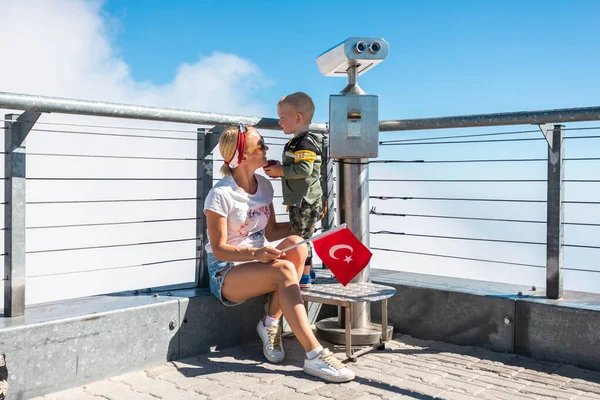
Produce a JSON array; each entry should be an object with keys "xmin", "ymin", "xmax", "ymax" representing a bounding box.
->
[
  {"xmin": 267, "ymin": 236, "xmax": 306, "ymax": 320},
  {"xmin": 221, "ymin": 256, "xmax": 319, "ymax": 352}
]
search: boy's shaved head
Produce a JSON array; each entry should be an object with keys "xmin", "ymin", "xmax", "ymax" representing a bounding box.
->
[{"xmin": 277, "ymin": 92, "xmax": 315, "ymax": 123}]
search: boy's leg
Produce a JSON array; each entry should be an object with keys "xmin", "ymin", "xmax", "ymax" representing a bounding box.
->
[
  {"xmin": 289, "ymin": 205, "xmax": 310, "ymax": 287},
  {"xmin": 289, "ymin": 199, "xmax": 322, "ymax": 284}
]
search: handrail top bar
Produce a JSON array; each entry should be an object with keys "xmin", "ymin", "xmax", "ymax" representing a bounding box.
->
[
  {"xmin": 1, "ymin": 91, "xmax": 599, "ymax": 133},
  {"xmin": 0, "ymin": 91, "xmax": 329, "ymax": 134},
  {"xmin": 380, "ymin": 106, "xmax": 600, "ymax": 132}
]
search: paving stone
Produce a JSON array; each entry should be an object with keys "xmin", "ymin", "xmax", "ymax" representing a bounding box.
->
[
  {"xmin": 169, "ymin": 391, "xmax": 209, "ymax": 400},
  {"xmin": 145, "ymin": 363, "xmax": 178, "ymax": 378},
  {"xmin": 508, "ymin": 358, "xmax": 562, "ymax": 374},
  {"xmin": 354, "ymin": 394, "xmax": 387, "ymax": 400},
  {"xmin": 430, "ymin": 364, "xmax": 483, "ymax": 380},
  {"xmin": 32, "ymin": 336, "xmax": 600, "ymax": 400},
  {"xmin": 239, "ymin": 381, "xmax": 291, "ymax": 398},
  {"xmin": 393, "ymin": 335, "xmax": 435, "ymax": 349},
  {"xmin": 555, "ymin": 365, "xmax": 600, "ymax": 384},
  {"xmin": 311, "ymin": 384, "xmax": 365, "ymax": 399},
  {"xmin": 436, "ymin": 390, "xmax": 482, "ymax": 400},
  {"xmin": 474, "ymin": 374, "xmax": 529, "ymax": 391},
  {"xmin": 262, "ymin": 388, "xmax": 329, "ymax": 400},
  {"xmin": 468, "ymin": 361, "xmax": 523, "ymax": 377},
  {"xmin": 393, "ymin": 367, "xmax": 445, "ymax": 384},
  {"xmin": 478, "ymin": 388, "xmax": 540, "ymax": 400},
  {"xmin": 155, "ymin": 370, "xmax": 211, "ymax": 389},
  {"xmin": 519, "ymin": 383, "xmax": 580, "ymax": 399},
  {"xmin": 351, "ymin": 365, "xmax": 405, "ymax": 387},
  {"xmin": 34, "ymin": 387, "xmax": 105, "ymax": 400},
  {"xmin": 386, "ymin": 353, "xmax": 440, "ymax": 370},
  {"xmin": 281, "ymin": 376, "xmax": 328, "ymax": 393},
  {"xmin": 515, "ymin": 371, "xmax": 573, "ymax": 386},
  {"xmin": 85, "ymin": 380, "xmax": 157, "ymax": 400},
  {"xmin": 434, "ymin": 377, "xmax": 491, "ymax": 395},
  {"xmin": 188, "ymin": 378, "xmax": 249, "ymax": 400},
  {"xmin": 565, "ymin": 382, "xmax": 600, "ymax": 395},
  {"xmin": 469, "ymin": 348, "xmax": 518, "ymax": 363},
  {"xmin": 397, "ymin": 378, "xmax": 446, "ymax": 397}
]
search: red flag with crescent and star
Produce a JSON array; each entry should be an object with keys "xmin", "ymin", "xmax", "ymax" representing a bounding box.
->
[{"xmin": 311, "ymin": 226, "xmax": 373, "ymax": 286}]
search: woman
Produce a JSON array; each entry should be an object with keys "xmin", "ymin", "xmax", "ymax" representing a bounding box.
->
[{"xmin": 203, "ymin": 124, "xmax": 354, "ymax": 383}]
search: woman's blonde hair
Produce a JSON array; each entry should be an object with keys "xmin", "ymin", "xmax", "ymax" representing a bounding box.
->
[{"xmin": 218, "ymin": 125, "xmax": 257, "ymax": 176}]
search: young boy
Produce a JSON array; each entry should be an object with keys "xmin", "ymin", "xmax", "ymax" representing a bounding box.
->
[{"xmin": 264, "ymin": 92, "xmax": 324, "ymax": 288}]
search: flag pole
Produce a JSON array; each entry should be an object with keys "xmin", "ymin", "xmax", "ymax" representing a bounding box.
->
[{"xmin": 280, "ymin": 223, "xmax": 347, "ymax": 253}]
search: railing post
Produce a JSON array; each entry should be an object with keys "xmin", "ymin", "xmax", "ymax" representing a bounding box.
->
[
  {"xmin": 546, "ymin": 124, "xmax": 564, "ymax": 299},
  {"xmin": 4, "ymin": 111, "xmax": 39, "ymax": 316},
  {"xmin": 320, "ymin": 134, "xmax": 335, "ymax": 235},
  {"xmin": 196, "ymin": 127, "xmax": 221, "ymax": 288}
]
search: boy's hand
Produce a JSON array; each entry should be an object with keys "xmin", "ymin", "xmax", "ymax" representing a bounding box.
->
[
  {"xmin": 264, "ymin": 161, "xmax": 284, "ymax": 178},
  {"xmin": 318, "ymin": 199, "xmax": 329, "ymax": 221}
]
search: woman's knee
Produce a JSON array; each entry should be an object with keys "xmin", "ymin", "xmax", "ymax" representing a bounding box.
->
[
  {"xmin": 282, "ymin": 235, "xmax": 308, "ymax": 256},
  {"xmin": 276, "ymin": 260, "xmax": 299, "ymax": 283}
]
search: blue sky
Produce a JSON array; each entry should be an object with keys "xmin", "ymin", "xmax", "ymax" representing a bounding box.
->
[
  {"xmin": 1, "ymin": 0, "xmax": 600, "ymax": 302},
  {"xmin": 103, "ymin": 0, "xmax": 600, "ymax": 122},
  {"xmin": 90, "ymin": 1, "xmax": 600, "ymax": 292}
]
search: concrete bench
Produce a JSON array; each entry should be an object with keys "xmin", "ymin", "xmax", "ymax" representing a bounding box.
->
[{"xmin": 300, "ymin": 276, "xmax": 396, "ymax": 361}]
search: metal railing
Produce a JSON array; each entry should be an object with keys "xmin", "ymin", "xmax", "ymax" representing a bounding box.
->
[
  {"xmin": 368, "ymin": 122, "xmax": 600, "ymax": 299},
  {"xmin": 1, "ymin": 91, "xmax": 600, "ymax": 317}
]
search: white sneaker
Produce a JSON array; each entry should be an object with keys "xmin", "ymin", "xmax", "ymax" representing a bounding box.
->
[
  {"xmin": 256, "ymin": 320, "xmax": 285, "ymax": 363},
  {"xmin": 303, "ymin": 349, "xmax": 355, "ymax": 383}
]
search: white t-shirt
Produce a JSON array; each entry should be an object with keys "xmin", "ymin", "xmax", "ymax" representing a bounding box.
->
[{"xmin": 203, "ymin": 174, "xmax": 274, "ymax": 255}]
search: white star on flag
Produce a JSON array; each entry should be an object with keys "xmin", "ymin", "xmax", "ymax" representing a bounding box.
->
[{"xmin": 344, "ymin": 255, "xmax": 353, "ymax": 264}]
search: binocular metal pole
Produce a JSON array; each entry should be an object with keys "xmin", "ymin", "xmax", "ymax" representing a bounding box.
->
[
  {"xmin": 317, "ymin": 65, "xmax": 387, "ymax": 346},
  {"xmin": 338, "ymin": 65, "xmax": 371, "ymax": 329}
]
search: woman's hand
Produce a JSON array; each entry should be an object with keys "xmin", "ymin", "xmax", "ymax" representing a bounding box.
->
[{"xmin": 255, "ymin": 246, "xmax": 285, "ymax": 263}]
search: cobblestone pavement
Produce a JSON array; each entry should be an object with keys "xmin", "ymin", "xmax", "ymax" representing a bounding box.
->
[{"xmin": 34, "ymin": 334, "xmax": 600, "ymax": 400}]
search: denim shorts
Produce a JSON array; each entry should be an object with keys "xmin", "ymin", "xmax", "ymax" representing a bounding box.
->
[{"xmin": 207, "ymin": 252, "xmax": 243, "ymax": 307}]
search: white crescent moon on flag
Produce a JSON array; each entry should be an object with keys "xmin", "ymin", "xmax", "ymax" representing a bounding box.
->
[{"xmin": 329, "ymin": 244, "xmax": 353, "ymax": 260}]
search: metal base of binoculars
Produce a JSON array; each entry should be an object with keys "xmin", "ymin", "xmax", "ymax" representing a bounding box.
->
[
  {"xmin": 301, "ymin": 276, "xmax": 396, "ymax": 361},
  {"xmin": 316, "ymin": 317, "xmax": 394, "ymax": 361}
]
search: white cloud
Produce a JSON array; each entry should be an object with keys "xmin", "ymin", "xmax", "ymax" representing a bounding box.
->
[
  {"xmin": 0, "ymin": 0, "xmax": 274, "ymax": 305},
  {"xmin": 0, "ymin": 0, "xmax": 269, "ymax": 115}
]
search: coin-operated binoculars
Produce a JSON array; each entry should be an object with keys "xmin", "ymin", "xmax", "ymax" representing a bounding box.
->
[
  {"xmin": 316, "ymin": 38, "xmax": 389, "ymax": 345},
  {"xmin": 317, "ymin": 37, "xmax": 388, "ymax": 158}
]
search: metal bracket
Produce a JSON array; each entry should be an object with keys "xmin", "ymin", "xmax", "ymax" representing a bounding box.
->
[
  {"xmin": 206, "ymin": 125, "xmax": 224, "ymax": 152},
  {"xmin": 14, "ymin": 111, "xmax": 41, "ymax": 147},
  {"xmin": 195, "ymin": 126, "xmax": 223, "ymax": 288},
  {"xmin": 538, "ymin": 123, "xmax": 554, "ymax": 149}
]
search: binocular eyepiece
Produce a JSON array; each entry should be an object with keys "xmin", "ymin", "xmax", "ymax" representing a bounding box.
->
[
  {"xmin": 354, "ymin": 41, "xmax": 367, "ymax": 53},
  {"xmin": 368, "ymin": 42, "xmax": 381, "ymax": 54},
  {"xmin": 354, "ymin": 41, "xmax": 381, "ymax": 54}
]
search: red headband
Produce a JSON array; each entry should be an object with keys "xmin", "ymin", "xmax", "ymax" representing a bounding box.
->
[{"xmin": 224, "ymin": 123, "xmax": 247, "ymax": 168}]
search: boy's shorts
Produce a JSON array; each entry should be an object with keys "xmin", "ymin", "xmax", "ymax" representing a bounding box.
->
[{"xmin": 288, "ymin": 198, "xmax": 323, "ymax": 262}]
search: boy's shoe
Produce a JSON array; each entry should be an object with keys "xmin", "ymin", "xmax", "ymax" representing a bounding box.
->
[
  {"xmin": 309, "ymin": 269, "xmax": 317, "ymax": 284},
  {"xmin": 0, "ymin": 353, "xmax": 7, "ymax": 400},
  {"xmin": 299, "ymin": 274, "xmax": 312, "ymax": 289},
  {"xmin": 303, "ymin": 349, "xmax": 355, "ymax": 383},
  {"xmin": 256, "ymin": 320, "xmax": 285, "ymax": 363}
]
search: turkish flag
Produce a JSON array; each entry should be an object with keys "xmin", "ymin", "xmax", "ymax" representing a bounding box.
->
[{"xmin": 312, "ymin": 226, "xmax": 373, "ymax": 286}]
